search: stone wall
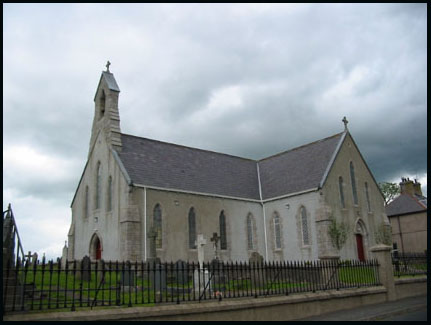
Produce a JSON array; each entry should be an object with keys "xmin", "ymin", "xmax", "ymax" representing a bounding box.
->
[{"xmin": 320, "ymin": 133, "xmax": 388, "ymax": 260}]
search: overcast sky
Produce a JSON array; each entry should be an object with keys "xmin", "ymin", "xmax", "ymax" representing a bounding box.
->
[{"xmin": 3, "ymin": 3, "xmax": 427, "ymax": 260}]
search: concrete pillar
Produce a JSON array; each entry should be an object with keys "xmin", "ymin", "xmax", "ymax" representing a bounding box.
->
[{"xmin": 370, "ymin": 244, "xmax": 396, "ymax": 301}]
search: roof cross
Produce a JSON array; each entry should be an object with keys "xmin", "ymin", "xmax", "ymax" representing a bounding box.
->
[
  {"xmin": 105, "ymin": 60, "xmax": 111, "ymax": 72},
  {"xmin": 342, "ymin": 116, "xmax": 349, "ymax": 131}
]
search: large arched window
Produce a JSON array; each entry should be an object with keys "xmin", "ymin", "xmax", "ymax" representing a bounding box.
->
[
  {"xmin": 274, "ymin": 213, "xmax": 282, "ymax": 249},
  {"xmin": 188, "ymin": 207, "xmax": 197, "ymax": 249},
  {"xmin": 84, "ymin": 186, "xmax": 89, "ymax": 218},
  {"xmin": 96, "ymin": 162, "xmax": 102, "ymax": 209},
  {"xmin": 339, "ymin": 176, "xmax": 345, "ymax": 208},
  {"xmin": 350, "ymin": 162, "xmax": 358, "ymax": 205},
  {"xmin": 300, "ymin": 207, "xmax": 310, "ymax": 245},
  {"xmin": 247, "ymin": 213, "xmax": 254, "ymax": 250},
  {"xmin": 219, "ymin": 211, "xmax": 227, "ymax": 250},
  {"xmin": 107, "ymin": 176, "xmax": 112, "ymax": 212},
  {"xmin": 365, "ymin": 182, "xmax": 371, "ymax": 212},
  {"xmin": 153, "ymin": 204, "xmax": 162, "ymax": 248}
]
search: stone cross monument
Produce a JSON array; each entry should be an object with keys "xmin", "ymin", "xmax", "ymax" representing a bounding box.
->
[
  {"xmin": 195, "ymin": 234, "xmax": 207, "ymax": 268},
  {"xmin": 210, "ymin": 232, "xmax": 221, "ymax": 260},
  {"xmin": 147, "ymin": 225, "xmax": 160, "ymax": 265}
]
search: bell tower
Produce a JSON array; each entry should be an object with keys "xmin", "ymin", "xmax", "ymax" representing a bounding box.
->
[{"xmin": 89, "ymin": 61, "xmax": 122, "ymax": 156}]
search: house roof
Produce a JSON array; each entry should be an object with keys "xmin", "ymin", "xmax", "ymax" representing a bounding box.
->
[
  {"xmin": 385, "ymin": 193, "xmax": 427, "ymax": 217},
  {"xmin": 116, "ymin": 131, "xmax": 344, "ymax": 201}
]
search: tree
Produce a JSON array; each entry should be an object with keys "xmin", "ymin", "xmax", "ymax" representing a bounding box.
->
[
  {"xmin": 328, "ymin": 216, "xmax": 349, "ymax": 251},
  {"xmin": 379, "ymin": 182, "xmax": 400, "ymax": 205}
]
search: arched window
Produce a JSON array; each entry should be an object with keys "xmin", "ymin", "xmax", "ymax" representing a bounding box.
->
[
  {"xmin": 96, "ymin": 162, "xmax": 102, "ymax": 209},
  {"xmin": 85, "ymin": 186, "xmax": 89, "ymax": 218},
  {"xmin": 365, "ymin": 182, "xmax": 371, "ymax": 212},
  {"xmin": 153, "ymin": 204, "xmax": 162, "ymax": 248},
  {"xmin": 274, "ymin": 213, "xmax": 282, "ymax": 249},
  {"xmin": 350, "ymin": 162, "xmax": 358, "ymax": 205},
  {"xmin": 300, "ymin": 207, "xmax": 310, "ymax": 245},
  {"xmin": 339, "ymin": 176, "xmax": 345, "ymax": 208},
  {"xmin": 188, "ymin": 207, "xmax": 197, "ymax": 249},
  {"xmin": 247, "ymin": 213, "xmax": 254, "ymax": 250},
  {"xmin": 219, "ymin": 211, "xmax": 227, "ymax": 250},
  {"xmin": 107, "ymin": 176, "xmax": 112, "ymax": 212}
]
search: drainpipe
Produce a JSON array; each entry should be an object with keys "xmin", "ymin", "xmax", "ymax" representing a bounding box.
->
[
  {"xmin": 256, "ymin": 163, "xmax": 268, "ymax": 260},
  {"xmin": 144, "ymin": 187, "xmax": 147, "ymax": 261}
]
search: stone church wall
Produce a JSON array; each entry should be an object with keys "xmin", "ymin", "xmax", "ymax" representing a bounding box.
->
[
  {"xmin": 142, "ymin": 188, "xmax": 265, "ymax": 263},
  {"xmin": 321, "ymin": 133, "xmax": 388, "ymax": 260},
  {"xmin": 71, "ymin": 131, "xmax": 128, "ymax": 261},
  {"xmin": 263, "ymin": 191, "xmax": 320, "ymax": 262}
]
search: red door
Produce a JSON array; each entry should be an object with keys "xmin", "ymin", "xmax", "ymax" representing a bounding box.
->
[
  {"xmin": 356, "ymin": 234, "xmax": 365, "ymax": 261},
  {"xmin": 96, "ymin": 240, "xmax": 102, "ymax": 260}
]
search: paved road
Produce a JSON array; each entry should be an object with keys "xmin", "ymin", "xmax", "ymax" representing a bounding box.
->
[
  {"xmin": 297, "ymin": 295, "xmax": 427, "ymax": 321},
  {"xmin": 377, "ymin": 308, "xmax": 427, "ymax": 321}
]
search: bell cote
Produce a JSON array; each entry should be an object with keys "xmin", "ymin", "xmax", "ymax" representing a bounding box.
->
[{"xmin": 89, "ymin": 63, "xmax": 122, "ymax": 156}]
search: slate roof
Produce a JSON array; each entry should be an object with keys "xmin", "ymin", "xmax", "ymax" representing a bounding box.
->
[
  {"xmin": 117, "ymin": 131, "xmax": 344, "ymax": 201},
  {"xmin": 386, "ymin": 193, "xmax": 427, "ymax": 217},
  {"xmin": 118, "ymin": 134, "xmax": 261, "ymax": 200},
  {"xmin": 258, "ymin": 133, "xmax": 343, "ymax": 200}
]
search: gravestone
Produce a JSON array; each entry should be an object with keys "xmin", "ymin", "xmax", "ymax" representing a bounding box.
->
[
  {"xmin": 61, "ymin": 241, "xmax": 68, "ymax": 269},
  {"xmin": 210, "ymin": 232, "xmax": 221, "ymax": 261},
  {"xmin": 194, "ymin": 234, "xmax": 212, "ymax": 293},
  {"xmin": 31, "ymin": 252, "xmax": 38, "ymax": 266},
  {"xmin": 81, "ymin": 255, "xmax": 92, "ymax": 282},
  {"xmin": 196, "ymin": 234, "xmax": 206, "ymax": 268},
  {"xmin": 173, "ymin": 259, "xmax": 188, "ymax": 286},
  {"xmin": 121, "ymin": 261, "xmax": 135, "ymax": 286},
  {"xmin": 155, "ymin": 264, "xmax": 166, "ymax": 292},
  {"xmin": 249, "ymin": 252, "xmax": 265, "ymax": 287},
  {"xmin": 97, "ymin": 259, "xmax": 105, "ymax": 281},
  {"xmin": 147, "ymin": 226, "xmax": 161, "ymax": 265},
  {"xmin": 210, "ymin": 258, "xmax": 225, "ymax": 292}
]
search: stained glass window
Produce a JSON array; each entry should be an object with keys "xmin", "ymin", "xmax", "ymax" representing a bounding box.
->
[
  {"xmin": 247, "ymin": 213, "xmax": 254, "ymax": 250},
  {"xmin": 350, "ymin": 162, "xmax": 358, "ymax": 205},
  {"xmin": 188, "ymin": 207, "xmax": 197, "ymax": 249},
  {"xmin": 154, "ymin": 204, "xmax": 162, "ymax": 248},
  {"xmin": 274, "ymin": 213, "xmax": 281, "ymax": 249},
  {"xmin": 365, "ymin": 182, "xmax": 371, "ymax": 212},
  {"xmin": 339, "ymin": 176, "xmax": 345, "ymax": 208},
  {"xmin": 96, "ymin": 162, "xmax": 102, "ymax": 209},
  {"xmin": 220, "ymin": 211, "xmax": 227, "ymax": 250},
  {"xmin": 301, "ymin": 207, "xmax": 310, "ymax": 245}
]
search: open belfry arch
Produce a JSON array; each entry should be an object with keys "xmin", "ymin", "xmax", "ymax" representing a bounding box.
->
[{"xmin": 67, "ymin": 63, "xmax": 389, "ymax": 263}]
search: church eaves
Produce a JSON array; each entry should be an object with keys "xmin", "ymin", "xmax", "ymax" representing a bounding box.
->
[{"xmin": 114, "ymin": 132, "xmax": 345, "ymax": 201}]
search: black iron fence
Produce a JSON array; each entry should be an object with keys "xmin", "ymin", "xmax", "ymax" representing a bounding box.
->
[
  {"xmin": 392, "ymin": 252, "xmax": 428, "ymax": 277},
  {"xmin": 3, "ymin": 258, "xmax": 380, "ymax": 314}
]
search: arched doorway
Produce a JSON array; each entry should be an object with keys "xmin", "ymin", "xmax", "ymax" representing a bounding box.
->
[
  {"xmin": 356, "ymin": 234, "xmax": 365, "ymax": 262},
  {"xmin": 89, "ymin": 233, "xmax": 102, "ymax": 260},
  {"xmin": 354, "ymin": 219, "xmax": 368, "ymax": 262}
]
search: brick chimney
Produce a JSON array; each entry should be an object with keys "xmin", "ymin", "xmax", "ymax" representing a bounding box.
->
[{"xmin": 399, "ymin": 177, "xmax": 423, "ymax": 196}]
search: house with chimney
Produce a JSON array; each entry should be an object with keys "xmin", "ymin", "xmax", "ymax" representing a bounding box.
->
[{"xmin": 386, "ymin": 178, "xmax": 427, "ymax": 253}]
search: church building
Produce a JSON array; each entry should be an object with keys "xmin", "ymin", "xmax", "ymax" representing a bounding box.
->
[{"xmin": 66, "ymin": 66, "xmax": 390, "ymax": 263}]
